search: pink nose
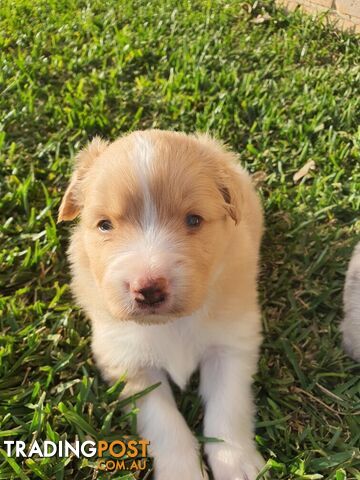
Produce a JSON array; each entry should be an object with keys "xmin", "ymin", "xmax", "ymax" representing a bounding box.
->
[{"xmin": 132, "ymin": 277, "xmax": 168, "ymax": 307}]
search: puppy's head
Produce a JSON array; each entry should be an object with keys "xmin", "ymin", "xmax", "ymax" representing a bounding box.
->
[{"xmin": 59, "ymin": 130, "xmax": 242, "ymax": 323}]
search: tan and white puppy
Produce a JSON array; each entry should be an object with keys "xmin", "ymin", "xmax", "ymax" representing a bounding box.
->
[{"xmin": 58, "ymin": 130, "xmax": 265, "ymax": 480}]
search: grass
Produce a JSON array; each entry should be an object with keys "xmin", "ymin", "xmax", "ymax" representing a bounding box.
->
[{"xmin": 0, "ymin": 0, "xmax": 359, "ymax": 478}]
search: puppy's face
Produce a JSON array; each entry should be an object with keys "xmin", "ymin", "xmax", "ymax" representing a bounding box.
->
[{"xmin": 59, "ymin": 131, "xmax": 241, "ymax": 324}]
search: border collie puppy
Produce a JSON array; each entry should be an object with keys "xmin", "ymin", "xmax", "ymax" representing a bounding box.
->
[{"xmin": 59, "ymin": 130, "xmax": 265, "ymax": 480}]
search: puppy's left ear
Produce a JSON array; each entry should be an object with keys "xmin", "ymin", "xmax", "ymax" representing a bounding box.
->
[
  {"xmin": 58, "ymin": 136, "xmax": 108, "ymax": 222},
  {"xmin": 216, "ymin": 166, "xmax": 242, "ymax": 225},
  {"xmin": 196, "ymin": 134, "xmax": 242, "ymax": 225}
]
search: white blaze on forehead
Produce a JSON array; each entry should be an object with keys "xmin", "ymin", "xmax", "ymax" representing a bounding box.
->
[
  {"xmin": 130, "ymin": 133, "xmax": 175, "ymax": 262},
  {"xmin": 132, "ymin": 133, "xmax": 157, "ymax": 230}
]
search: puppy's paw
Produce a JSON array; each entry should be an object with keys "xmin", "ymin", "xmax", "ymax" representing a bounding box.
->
[{"xmin": 206, "ymin": 443, "xmax": 265, "ymax": 480}]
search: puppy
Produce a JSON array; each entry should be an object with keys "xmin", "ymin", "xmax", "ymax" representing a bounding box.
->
[
  {"xmin": 341, "ymin": 241, "xmax": 360, "ymax": 361},
  {"xmin": 58, "ymin": 130, "xmax": 265, "ymax": 480}
]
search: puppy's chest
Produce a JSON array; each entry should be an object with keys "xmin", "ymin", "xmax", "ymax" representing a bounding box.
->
[{"xmin": 94, "ymin": 317, "xmax": 207, "ymax": 389}]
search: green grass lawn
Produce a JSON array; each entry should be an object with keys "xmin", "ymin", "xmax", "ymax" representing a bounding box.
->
[{"xmin": 1, "ymin": 0, "xmax": 359, "ymax": 478}]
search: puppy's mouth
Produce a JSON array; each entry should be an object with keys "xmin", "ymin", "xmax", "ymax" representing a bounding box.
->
[
  {"xmin": 134, "ymin": 296, "xmax": 168, "ymax": 314},
  {"xmin": 130, "ymin": 296, "xmax": 189, "ymax": 321},
  {"xmin": 134, "ymin": 299, "xmax": 187, "ymax": 318}
]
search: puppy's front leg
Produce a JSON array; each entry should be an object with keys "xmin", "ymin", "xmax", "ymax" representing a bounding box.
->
[
  {"xmin": 200, "ymin": 345, "xmax": 264, "ymax": 480},
  {"xmin": 122, "ymin": 367, "xmax": 208, "ymax": 480}
]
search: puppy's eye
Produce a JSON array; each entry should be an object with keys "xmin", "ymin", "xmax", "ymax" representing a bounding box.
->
[
  {"xmin": 185, "ymin": 214, "xmax": 203, "ymax": 228},
  {"xmin": 98, "ymin": 220, "xmax": 113, "ymax": 232}
]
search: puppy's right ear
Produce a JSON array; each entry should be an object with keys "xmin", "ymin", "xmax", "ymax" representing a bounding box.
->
[{"xmin": 58, "ymin": 137, "xmax": 108, "ymax": 222}]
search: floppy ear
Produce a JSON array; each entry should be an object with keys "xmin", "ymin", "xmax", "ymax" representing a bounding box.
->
[
  {"xmin": 217, "ymin": 167, "xmax": 242, "ymax": 225},
  {"xmin": 195, "ymin": 133, "xmax": 242, "ymax": 225},
  {"xmin": 58, "ymin": 136, "xmax": 109, "ymax": 222}
]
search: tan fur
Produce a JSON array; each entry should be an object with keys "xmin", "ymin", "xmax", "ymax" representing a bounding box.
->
[{"xmin": 58, "ymin": 136, "xmax": 109, "ymax": 221}]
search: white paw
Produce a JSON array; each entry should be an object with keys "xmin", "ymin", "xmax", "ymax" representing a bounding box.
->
[{"xmin": 206, "ymin": 443, "xmax": 265, "ymax": 480}]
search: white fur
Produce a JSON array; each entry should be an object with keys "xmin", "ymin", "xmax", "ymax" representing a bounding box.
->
[
  {"xmin": 200, "ymin": 344, "xmax": 264, "ymax": 480},
  {"xmin": 90, "ymin": 304, "xmax": 263, "ymax": 480},
  {"xmin": 92, "ymin": 308, "xmax": 259, "ymax": 389},
  {"xmin": 341, "ymin": 241, "xmax": 360, "ymax": 361},
  {"xmin": 133, "ymin": 133, "xmax": 157, "ymax": 230}
]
